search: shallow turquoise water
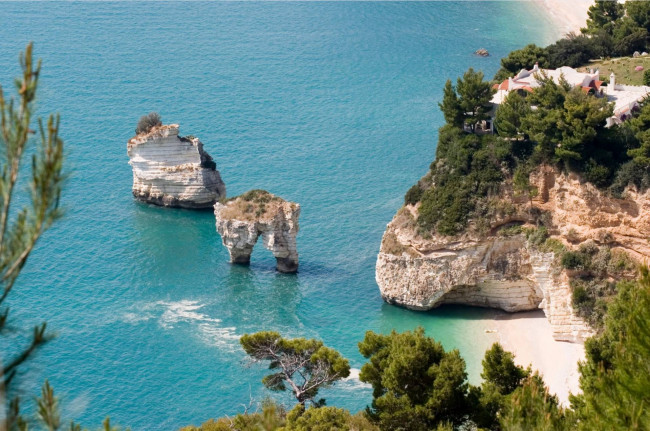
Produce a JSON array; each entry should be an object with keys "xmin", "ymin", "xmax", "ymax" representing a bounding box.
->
[{"xmin": 0, "ymin": 2, "xmax": 556, "ymax": 428}]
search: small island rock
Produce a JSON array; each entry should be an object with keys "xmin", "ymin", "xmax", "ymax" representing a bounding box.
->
[
  {"xmin": 474, "ymin": 48, "xmax": 490, "ymax": 57},
  {"xmin": 127, "ymin": 124, "xmax": 226, "ymax": 209},
  {"xmin": 214, "ymin": 190, "xmax": 300, "ymax": 273}
]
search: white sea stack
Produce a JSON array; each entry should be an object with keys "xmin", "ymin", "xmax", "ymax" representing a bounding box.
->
[
  {"xmin": 214, "ymin": 190, "xmax": 300, "ymax": 273},
  {"xmin": 127, "ymin": 124, "xmax": 226, "ymax": 209}
]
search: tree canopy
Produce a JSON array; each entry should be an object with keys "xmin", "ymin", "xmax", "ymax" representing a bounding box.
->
[
  {"xmin": 439, "ymin": 68, "xmax": 494, "ymax": 133},
  {"xmin": 358, "ymin": 328, "xmax": 469, "ymax": 430},
  {"xmin": 240, "ymin": 331, "xmax": 350, "ymax": 406}
]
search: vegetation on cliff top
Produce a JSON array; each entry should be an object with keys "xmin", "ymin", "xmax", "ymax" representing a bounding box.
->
[
  {"xmin": 135, "ymin": 111, "xmax": 162, "ymax": 135},
  {"xmin": 219, "ymin": 189, "xmax": 287, "ymax": 219},
  {"xmin": 405, "ymin": 1, "xmax": 650, "ymax": 237}
]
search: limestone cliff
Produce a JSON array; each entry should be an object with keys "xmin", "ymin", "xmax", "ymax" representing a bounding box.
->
[
  {"xmin": 214, "ymin": 190, "xmax": 300, "ymax": 273},
  {"xmin": 127, "ymin": 124, "xmax": 226, "ymax": 208},
  {"xmin": 377, "ymin": 166, "xmax": 647, "ymax": 342}
]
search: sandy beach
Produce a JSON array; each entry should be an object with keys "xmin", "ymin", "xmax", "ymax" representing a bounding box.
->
[
  {"xmin": 485, "ymin": 311, "xmax": 585, "ymax": 405},
  {"xmin": 533, "ymin": 0, "xmax": 593, "ymax": 35}
]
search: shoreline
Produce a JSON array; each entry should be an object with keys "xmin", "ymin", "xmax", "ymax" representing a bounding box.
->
[
  {"xmin": 479, "ymin": 310, "xmax": 585, "ymax": 406},
  {"xmin": 532, "ymin": 0, "xmax": 592, "ymax": 36}
]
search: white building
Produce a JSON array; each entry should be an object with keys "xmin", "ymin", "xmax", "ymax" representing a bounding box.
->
[{"xmin": 490, "ymin": 63, "xmax": 650, "ymax": 130}]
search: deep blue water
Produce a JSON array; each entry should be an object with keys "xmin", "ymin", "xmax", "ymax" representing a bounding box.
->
[{"xmin": 0, "ymin": 2, "xmax": 557, "ymax": 429}]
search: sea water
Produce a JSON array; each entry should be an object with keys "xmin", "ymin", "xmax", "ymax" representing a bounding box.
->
[{"xmin": 0, "ymin": 2, "xmax": 557, "ymax": 429}]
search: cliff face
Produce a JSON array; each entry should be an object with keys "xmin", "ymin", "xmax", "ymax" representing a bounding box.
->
[
  {"xmin": 377, "ymin": 166, "xmax": 648, "ymax": 342},
  {"xmin": 127, "ymin": 125, "xmax": 226, "ymax": 209},
  {"xmin": 214, "ymin": 191, "xmax": 300, "ymax": 273}
]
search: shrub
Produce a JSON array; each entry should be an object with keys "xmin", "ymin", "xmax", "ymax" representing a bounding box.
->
[
  {"xmin": 562, "ymin": 251, "xmax": 588, "ymax": 270},
  {"xmin": 526, "ymin": 226, "xmax": 549, "ymax": 247},
  {"xmin": 285, "ymin": 405, "xmax": 352, "ymax": 431},
  {"xmin": 644, "ymin": 69, "xmax": 650, "ymax": 86},
  {"xmin": 404, "ymin": 184, "xmax": 423, "ymax": 205},
  {"xmin": 610, "ymin": 160, "xmax": 650, "ymax": 196},
  {"xmin": 583, "ymin": 159, "xmax": 612, "ymax": 188},
  {"xmin": 135, "ymin": 112, "xmax": 162, "ymax": 135},
  {"xmin": 498, "ymin": 224, "xmax": 524, "ymax": 237}
]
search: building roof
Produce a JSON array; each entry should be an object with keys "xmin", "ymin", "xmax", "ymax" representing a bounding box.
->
[{"xmin": 490, "ymin": 64, "xmax": 650, "ymax": 126}]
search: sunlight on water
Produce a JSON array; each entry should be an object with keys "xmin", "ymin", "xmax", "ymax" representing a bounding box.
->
[{"xmin": 0, "ymin": 2, "xmax": 555, "ymax": 428}]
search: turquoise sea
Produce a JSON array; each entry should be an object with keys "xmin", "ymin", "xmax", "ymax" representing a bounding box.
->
[{"xmin": 0, "ymin": 2, "xmax": 558, "ymax": 429}]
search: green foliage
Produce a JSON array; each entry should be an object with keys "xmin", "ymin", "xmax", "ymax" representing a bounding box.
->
[
  {"xmin": 610, "ymin": 160, "xmax": 650, "ymax": 196},
  {"xmin": 439, "ymin": 80, "xmax": 463, "ymax": 128},
  {"xmin": 547, "ymin": 34, "xmax": 597, "ymax": 68},
  {"xmin": 571, "ymin": 268, "xmax": 650, "ymax": 430},
  {"xmin": 494, "ymin": 92, "xmax": 530, "ymax": 138},
  {"xmin": 561, "ymin": 250, "xmax": 589, "ymax": 270},
  {"xmin": 627, "ymin": 103, "xmax": 650, "ymax": 167},
  {"xmin": 625, "ymin": 1, "xmax": 650, "ymax": 31},
  {"xmin": 135, "ymin": 112, "xmax": 162, "ymax": 135},
  {"xmin": 0, "ymin": 43, "xmax": 66, "ymax": 427},
  {"xmin": 481, "ymin": 343, "xmax": 530, "ymax": 395},
  {"xmin": 645, "ymin": 69, "xmax": 650, "ymax": 86},
  {"xmin": 584, "ymin": 1, "xmax": 625, "ymax": 36},
  {"xmin": 37, "ymin": 380, "xmax": 61, "ymax": 431},
  {"xmin": 499, "ymin": 374, "xmax": 569, "ymax": 431},
  {"xmin": 404, "ymin": 184, "xmax": 423, "ymax": 206},
  {"xmin": 555, "ymin": 88, "xmax": 613, "ymax": 168},
  {"xmin": 525, "ymin": 226, "xmax": 549, "ymax": 247},
  {"xmin": 285, "ymin": 405, "xmax": 351, "ymax": 431},
  {"xmin": 417, "ymin": 130, "xmax": 512, "ymax": 235},
  {"xmin": 181, "ymin": 400, "xmax": 286, "ymax": 431},
  {"xmin": 186, "ymin": 268, "xmax": 650, "ymax": 431},
  {"xmin": 467, "ymin": 343, "xmax": 531, "ymax": 429},
  {"xmin": 438, "ymin": 70, "xmax": 494, "ymax": 133},
  {"xmin": 240, "ymin": 331, "xmax": 350, "ymax": 406},
  {"xmin": 559, "ymin": 241, "xmax": 636, "ymax": 329},
  {"xmin": 455, "ymin": 68, "xmax": 495, "ymax": 132},
  {"xmin": 238, "ymin": 189, "xmax": 280, "ymax": 204},
  {"xmin": 495, "ymin": 44, "xmax": 549, "ymax": 81},
  {"xmin": 358, "ymin": 328, "xmax": 469, "ymax": 430},
  {"xmin": 512, "ymin": 164, "xmax": 537, "ymax": 202}
]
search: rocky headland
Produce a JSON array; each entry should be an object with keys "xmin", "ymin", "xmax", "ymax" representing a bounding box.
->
[
  {"xmin": 214, "ymin": 190, "xmax": 300, "ymax": 273},
  {"xmin": 377, "ymin": 165, "xmax": 646, "ymax": 342},
  {"xmin": 127, "ymin": 124, "xmax": 226, "ymax": 209}
]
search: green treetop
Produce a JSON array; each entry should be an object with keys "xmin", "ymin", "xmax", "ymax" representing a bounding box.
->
[
  {"xmin": 571, "ymin": 268, "xmax": 650, "ymax": 430},
  {"xmin": 240, "ymin": 331, "xmax": 350, "ymax": 407},
  {"xmin": 358, "ymin": 328, "xmax": 469, "ymax": 430},
  {"xmin": 439, "ymin": 68, "xmax": 494, "ymax": 133},
  {"xmin": 495, "ymin": 44, "xmax": 549, "ymax": 81},
  {"xmin": 584, "ymin": 0, "xmax": 625, "ymax": 35}
]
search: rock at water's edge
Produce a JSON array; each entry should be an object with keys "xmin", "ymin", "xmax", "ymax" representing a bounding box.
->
[
  {"xmin": 214, "ymin": 190, "xmax": 299, "ymax": 273},
  {"xmin": 127, "ymin": 124, "xmax": 226, "ymax": 209},
  {"xmin": 475, "ymin": 48, "xmax": 490, "ymax": 57}
]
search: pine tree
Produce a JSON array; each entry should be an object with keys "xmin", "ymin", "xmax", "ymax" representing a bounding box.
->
[
  {"xmin": 0, "ymin": 43, "xmax": 65, "ymax": 428},
  {"xmin": 572, "ymin": 269, "xmax": 650, "ymax": 430},
  {"xmin": 439, "ymin": 80, "xmax": 463, "ymax": 128},
  {"xmin": 455, "ymin": 68, "xmax": 494, "ymax": 133},
  {"xmin": 584, "ymin": 0, "xmax": 625, "ymax": 35},
  {"xmin": 240, "ymin": 331, "xmax": 350, "ymax": 406},
  {"xmin": 494, "ymin": 92, "xmax": 530, "ymax": 138},
  {"xmin": 358, "ymin": 328, "xmax": 469, "ymax": 430},
  {"xmin": 499, "ymin": 374, "xmax": 569, "ymax": 431}
]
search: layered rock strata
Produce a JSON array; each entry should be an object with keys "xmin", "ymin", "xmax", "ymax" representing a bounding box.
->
[
  {"xmin": 377, "ymin": 166, "xmax": 650, "ymax": 342},
  {"xmin": 127, "ymin": 124, "xmax": 226, "ymax": 208},
  {"xmin": 214, "ymin": 190, "xmax": 300, "ymax": 273}
]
